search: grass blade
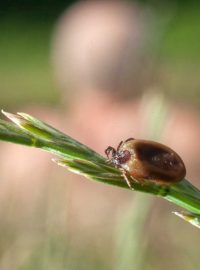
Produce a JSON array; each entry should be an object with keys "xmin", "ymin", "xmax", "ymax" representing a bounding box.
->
[{"xmin": 0, "ymin": 111, "xmax": 200, "ymax": 227}]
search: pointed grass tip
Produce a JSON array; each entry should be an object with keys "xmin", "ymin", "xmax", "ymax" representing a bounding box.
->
[
  {"xmin": 1, "ymin": 110, "xmax": 27, "ymax": 128},
  {"xmin": 52, "ymin": 158, "xmax": 82, "ymax": 175},
  {"xmin": 52, "ymin": 158, "xmax": 66, "ymax": 167},
  {"xmin": 173, "ymin": 211, "xmax": 200, "ymax": 229}
]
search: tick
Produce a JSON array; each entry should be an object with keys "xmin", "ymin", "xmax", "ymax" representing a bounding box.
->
[{"xmin": 105, "ymin": 138, "xmax": 186, "ymax": 189}]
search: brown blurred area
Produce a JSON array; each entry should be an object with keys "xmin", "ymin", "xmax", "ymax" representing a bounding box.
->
[{"xmin": 0, "ymin": 0, "xmax": 200, "ymax": 269}]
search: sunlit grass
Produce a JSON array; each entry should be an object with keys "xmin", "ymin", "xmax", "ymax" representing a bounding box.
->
[{"xmin": 0, "ymin": 110, "xmax": 200, "ymax": 227}]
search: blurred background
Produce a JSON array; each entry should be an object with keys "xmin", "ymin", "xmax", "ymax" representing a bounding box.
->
[{"xmin": 0, "ymin": 0, "xmax": 200, "ymax": 269}]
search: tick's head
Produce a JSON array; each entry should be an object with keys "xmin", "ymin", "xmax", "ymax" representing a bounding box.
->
[{"xmin": 105, "ymin": 146, "xmax": 131, "ymax": 167}]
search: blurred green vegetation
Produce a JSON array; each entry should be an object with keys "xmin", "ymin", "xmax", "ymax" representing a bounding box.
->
[
  {"xmin": 0, "ymin": 1, "xmax": 200, "ymax": 107},
  {"xmin": 159, "ymin": 6, "xmax": 200, "ymax": 103},
  {"xmin": 0, "ymin": 17, "xmax": 57, "ymax": 107},
  {"xmin": 0, "ymin": 0, "xmax": 73, "ymax": 108}
]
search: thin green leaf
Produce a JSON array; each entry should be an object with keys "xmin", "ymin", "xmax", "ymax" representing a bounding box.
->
[
  {"xmin": 173, "ymin": 211, "xmax": 200, "ymax": 228},
  {"xmin": 0, "ymin": 111, "xmax": 200, "ymax": 228}
]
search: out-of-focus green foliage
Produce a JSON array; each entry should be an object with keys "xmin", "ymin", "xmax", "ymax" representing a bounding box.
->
[
  {"xmin": 0, "ymin": 1, "xmax": 200, "ymax": 107},
  {"xmin": 0, "ymin": 18, "xmax": 58, "ymax": 107}
]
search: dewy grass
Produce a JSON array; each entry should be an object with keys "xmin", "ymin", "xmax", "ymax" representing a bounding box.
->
[{"xmin": 0, "ymin": 110, "xmax": 200, "ymax": 228}]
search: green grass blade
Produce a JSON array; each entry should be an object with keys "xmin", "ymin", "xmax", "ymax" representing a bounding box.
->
[
  {"xmin": 0, "ymin": 119, "xmax": 34, "ymax": 146},
  {"xmin": 173, "ymin": 211, "xmax": 200, "ymax": 228},
  {"xmin": 0, "ymin": 111, "xmax": 200, "ymax": 227}
]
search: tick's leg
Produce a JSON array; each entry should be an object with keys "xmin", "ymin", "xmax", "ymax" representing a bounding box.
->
[
  {"xmin": 125, "ymin": 138, "xmax": 135, "ymax": 143},
  {"xmin": 117, "ymin": 141, "xmax": 123, "ymax": 151},
  {"xmin": 105, "ymin": 146, "xmax": 116, "ymax": 159},
  {"xmin": 120, "ymin": 169, "xmax": 135, "ymax": 190}
]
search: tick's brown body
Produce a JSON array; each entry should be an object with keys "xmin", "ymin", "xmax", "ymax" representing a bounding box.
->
[{"xmin": 105, "ymin": 138, "xmax": 186, "ymax": 187}]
